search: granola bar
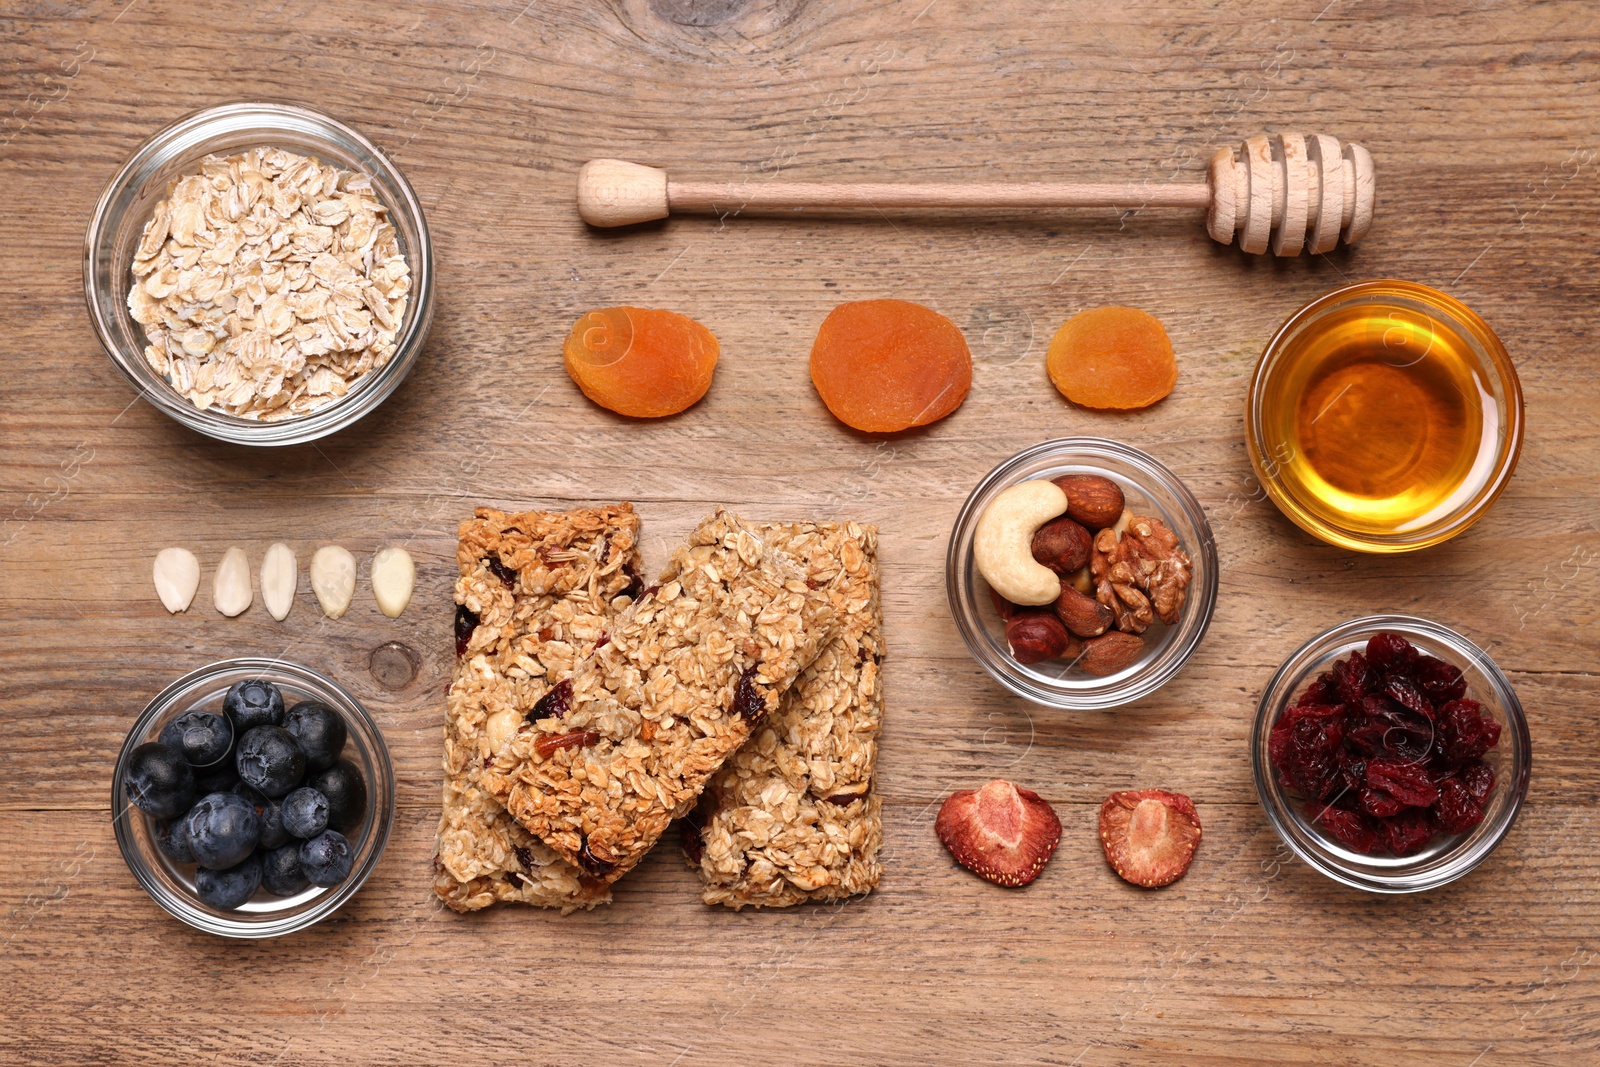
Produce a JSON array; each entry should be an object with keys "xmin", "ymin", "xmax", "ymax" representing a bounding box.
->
[
  {"xmin": 687, "ymin": 522, "xmax": 884, "ymax": 908},
  {"xmin": 433, "ymin": 503, "xmax": 641, "ymax": 913},
  {"xmin": 483, "ymin": 510, "xmax": 840, "ymax": 885}
]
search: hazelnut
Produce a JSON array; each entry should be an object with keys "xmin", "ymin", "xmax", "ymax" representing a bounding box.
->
[
  {"xmin": 1030, "ymin": 515, "xmax": 1093, "ymax": 575},
  {"xmin": 1054, "ymin": 583, "xmax": 1115, "ymax": 638},
  {"xmin": 1053, "ymin": 474, "xmax": 1126, "ymax": 530},
  {"xmin": 1005, "ymin": 610, "xmax": 1071, "ymax": 664}
]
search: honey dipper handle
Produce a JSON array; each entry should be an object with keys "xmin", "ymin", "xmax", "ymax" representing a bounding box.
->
[
  {"xmin": 577, "ymin": 158, "xmax": 1208, "ymax": 227},
  {"xmin": 667, "ymin": 179, "xmax": 1211, "ymax": 215}
]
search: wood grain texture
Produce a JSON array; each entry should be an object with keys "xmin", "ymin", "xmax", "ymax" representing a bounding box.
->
[{"xmin": 2, "ymin": 0, "xmax": 1599, "ymax": 1064}]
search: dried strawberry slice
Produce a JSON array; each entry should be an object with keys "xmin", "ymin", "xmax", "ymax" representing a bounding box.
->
[
  {"xmin": 1099, "ymin": 789, "xmax": 1201, "ymax": 888},
  {"xmin": 935, "ymin": 780, "xmax": 1062, "ymax": 887}
]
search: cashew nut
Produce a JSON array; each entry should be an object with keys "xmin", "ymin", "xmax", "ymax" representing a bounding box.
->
[{"xmin": 973, "ymin": 480, "xmax": 1069, "ymax": 606}]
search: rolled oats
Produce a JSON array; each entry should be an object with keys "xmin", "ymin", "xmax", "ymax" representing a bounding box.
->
[
  {"xmin": 483, "ymin": 510, "xmax": 839, "ymax": 886},
  {"xmin": 434, "ymin": 504, "xmax": 641, "ymax": 913},
  {"xmin": 128, "ymin": 148, "xmax": 410, "ymax": 421}
]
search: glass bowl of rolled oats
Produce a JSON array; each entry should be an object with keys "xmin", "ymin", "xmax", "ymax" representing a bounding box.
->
[{"xmin": 84, "ymin": 102, "xmax": 434, "ymax": 445}]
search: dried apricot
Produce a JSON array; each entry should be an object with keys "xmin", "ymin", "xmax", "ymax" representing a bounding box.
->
[
  {"xmin": 1046, "ymin": 306, "xmax": 1177, "ymax": 410},
  {"xmin": 564, "ymin": 306, "xmax": 718, "ymax": 418},
  {"xmin": 810, "ymin": 299, "xmax": 972, "ymax": 433}
]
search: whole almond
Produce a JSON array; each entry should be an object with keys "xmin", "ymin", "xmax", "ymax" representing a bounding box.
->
[
  {"xmin": 1053, "ymin": 474, "xmax": 1126, "ymax": 530},
  {"xmin": 213, "ymin": 546, "xmax": 252, "ymax": 617},
  {"xmin": 260, "ymin": 542, "xmax": 298, "ymax": 621},
  {"xmin": 1054, "ymin": 583, "xmax": 1114, "ymax": 638},
  {"xmin": 1079, "ymin": 631, "xmax": 1144, "ymax": 676},
  {"xmin": 1030, "ymin": 515, "xmax": 1093, "ymax": 575}
]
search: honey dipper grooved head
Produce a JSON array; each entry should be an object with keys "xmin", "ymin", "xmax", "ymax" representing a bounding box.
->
[{"xmin": 1206, "ymin": 133, "xmax": 1375, "ymax": 255}]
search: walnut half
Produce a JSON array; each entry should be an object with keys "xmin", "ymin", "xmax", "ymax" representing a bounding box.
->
[{"xmin": 1091, "ymin": 514, "xmax": 1193, "ymax": 632}]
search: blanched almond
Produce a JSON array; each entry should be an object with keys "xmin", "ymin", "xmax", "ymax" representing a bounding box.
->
[
  {"xmin": 213, "ymin": 547, "xmax": 252, "ymax": 617},
  {"xmin": 261, "ymin": 542, "xmax": 297, "ymax": 621},
  {"xmin": 153, "ymin": 547, "xmax": 200, "ymax": 613},
  {"xmin": 311, "ymin": 545, "xmax": 356, "ymax": 619},
  {"xmin": 370, "ymin": 546, "xmax": 414, "ymax": 619}
]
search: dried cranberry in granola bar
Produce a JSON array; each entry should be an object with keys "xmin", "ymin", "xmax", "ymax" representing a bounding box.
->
[
  {"xmin": 687, "ymin": 521, "xmax": 884, "ymax": 908},
  {"xmin": 433, "ymin": 504, "xmax": 641, "ymax": 913},
  {"xmin": 483, "ymin": 510, "xmax": 839, "ymax": 885}
]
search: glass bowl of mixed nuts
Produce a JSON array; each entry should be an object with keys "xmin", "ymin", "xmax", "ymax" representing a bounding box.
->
[
  {"xmin": 1251, "ymin": 615, "xmax": 1530, "ymax": 893},
  {"xmin": 946, "ymin": 437, "xmax": 1218, "ymax": 709},
  {"xmin": 84, "ymin": 102, "xmax": 435, "ymax": 446}
]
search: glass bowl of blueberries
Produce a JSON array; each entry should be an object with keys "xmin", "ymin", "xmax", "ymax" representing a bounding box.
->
[{"xmin": 112, "ymin": 658, "xmax": 394, "ymax": 937}]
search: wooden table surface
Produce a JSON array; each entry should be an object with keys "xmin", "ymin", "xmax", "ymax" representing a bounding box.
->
[{"xmin": 3, "ymin": 1, "xmax": 1597, "ymax": 1063}]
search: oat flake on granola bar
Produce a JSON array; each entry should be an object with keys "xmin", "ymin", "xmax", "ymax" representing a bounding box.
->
[{"xmin": 127, "ymin": 147, "xmax": 410, "ymax": 421}]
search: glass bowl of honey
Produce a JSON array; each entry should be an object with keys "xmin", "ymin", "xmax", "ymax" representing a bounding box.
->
[{"xmin": 1246, "ymin": 280, "xmax": 1523, "ymax": 553}]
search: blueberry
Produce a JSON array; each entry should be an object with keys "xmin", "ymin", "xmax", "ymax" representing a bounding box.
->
[
  {"xmin": 125, "ymin": 742, "xmax": 196, "ymax": 820},
  {"xmin": 233, "ymin": 782, "xmax": 289, "ymax": 850},
  {"xmin": 280, "ymin": 786, "xmax": 329, "ymax": 839},
  {"xmin": 194, "ymin": 761, "xmax": 240, "ymax": 796},
  {"xmin": 183, "ymin": 791, "xmax": 261, "ymax": 869},
  {"xmin": 158, "ymin": 710, "xmax": 234, "ymax": 768},
  {"xmin": 223, "ymin": 679, "xmax": 285, "ymax": 732},
  {"xmin": 153, "ymin": 817, "xmax": 195, "ymax": 865},
  {"xmin": 195, "ymin": 853, "xmax": 261, "ymax": 910},
  {"xmin": 299, "ymin": 830, "xmax": 355, "ymax": 887},
  {"xmin": 308, "ymin": 760, "xmax": 366, "ymax": 832},
  {"xmin": 259, "ymin": 843, "xmax": 311, "ymax": 897},
  {"xmin": 236, "ymin": 725, "xmax": 306, "ymax": 798},
  {"xmin": 283, "ymin": 700, "xmax": 346, "ymax": 772}
]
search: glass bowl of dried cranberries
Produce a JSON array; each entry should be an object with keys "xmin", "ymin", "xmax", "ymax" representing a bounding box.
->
[
  {"xmin": 1252, "ymin": 616, "xmax": 1530, "ymax": 893},
  {"xmin": 946, "ymin": 437, "xmax": 1219, "ymax": 709}
]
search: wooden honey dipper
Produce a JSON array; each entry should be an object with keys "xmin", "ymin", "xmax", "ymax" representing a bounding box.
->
[{"xmin": 578, "ymin": 132, "xmax": 1374, "ymax": 255}]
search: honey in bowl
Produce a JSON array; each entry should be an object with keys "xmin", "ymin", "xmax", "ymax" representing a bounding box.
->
[{"xmin": 1248, "ymin": 281, "xmax": 1523, "ymax": 553}]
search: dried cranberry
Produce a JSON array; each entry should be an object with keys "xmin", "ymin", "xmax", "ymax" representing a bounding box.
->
[
  {"xmin": 486, "ymin": 557, "xmax": 517, "ymax": 589},
  {"xmin": 1366, "ymin": 758, "xmax": 1440, "ymax": 808},
  {"xmin": 1333, "ymin": 650, "xmax": 1377, "ymax": 703},
  {"xmin": 1309, "ymin": 803, "xmax": 1382, "ymax": 854},
  {"xmin": 1299, "ymin": 675, "xmax": 1338, "ymax": 706},
  {"xmin": 733, "ymin": 665, "xmax": 766, "ymax": 722},
  {"xmin": 1461, "ymin": 760, "xmax": 1496, "ymax": 799},
  {"xmin": 531, "ymin": 678, "xmax": 573, "ymax": 721},
  {"xmin": 1416, "ymin": 656, "xmax": 1467, "ymax": 704},
  {"xmin": 577, "ymin": 839, "xmax": 617, "ymax": 877},
  {"xmin": 454, "ymin": 604, "xmax": 480, "ymax": 657},
  {"xmin": 1383, "ymin": 675, "xmax": 1434, "ymax": 721},
  {"xmin": 621, "ymin": 562, "xmax": 644, "ymax": 600},
  {"xmin": 680, "ymin": 810, "xmax": 707, "ymax": 865},
  {"xmin": 1382, "ymin": 809, "xmax": 1436, "ymax": 855},
  {"xmin": 1366, "ymin": 632, "xmax": 1418, "ymax": 674},
  {"xmin": 594, "ymin": 631, "xmax": 610, "ymax": 651},
  {"xmin": 1434, "ymin": 778, "xmax": 1486, "ymax": 834},
  {"xmin": 1359, "ymin": 787, "xmax": 1405, "ymax": 818},
  {"xmin": 1438, "ymin": 699, "xmax": 1500, "ymax": 761}
]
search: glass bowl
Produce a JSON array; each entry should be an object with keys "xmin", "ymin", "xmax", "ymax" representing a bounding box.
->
[
  {"xmin": 1246, "ymin": 280, "xmax": 1523, "ymax": 553},
  {"xmin": 1251, "ymin": 615, "xmax": 1531, "ymax": 893},
  {"xmin": 946, "ymin": 438, "xmax": 1219, "ymax": 709},
  {"xmin": 83, "ymin": 102, "xmax": 435, "ymax": 446},
  {"xmin": 111, "ymin": 658, "xmax": 395, "ymax": 938}
]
